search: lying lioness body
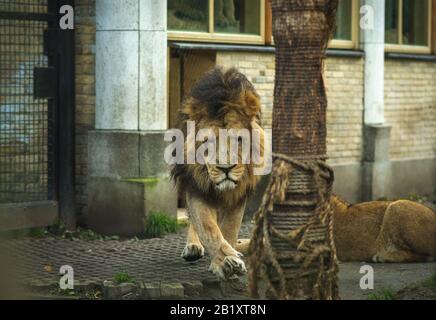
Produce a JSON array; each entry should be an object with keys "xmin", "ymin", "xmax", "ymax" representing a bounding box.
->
[{"xmin": 332, "ymin": 195, "xmax": 436, "ymax": 262}]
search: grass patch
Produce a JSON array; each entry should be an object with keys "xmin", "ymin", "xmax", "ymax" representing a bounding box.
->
[
  {"xmin": 47, "ymin": 224, "xmax": 119, "ymax": 241},
  {"xmin": 367, "ymin": 288, "xmax": 396, "ymax": 300},
  {"xmin": 144, "ymin": 212, "xmax": 180, "ymax": 238},
  {"xmin": 58, "ymin": 228, "xmax": 119, "ymax": 241},
  {"xmin": 1, "ymin": 215, "xmax": 184, "ymax": 241},
  {"xmin": 114, "ymin": 272, "xmax": 135, "ymax": 284},
  {"xmin": 406, "ymin": 193, "xmax": 427, "ymax": 202},
  {"xmin": 424, "ymin": 271, "xmax": 436, "ymax": 288}
]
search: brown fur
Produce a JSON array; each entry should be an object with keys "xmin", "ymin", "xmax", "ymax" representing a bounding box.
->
[
  {"xmin": 332, "ymin": 195, "xmax": 436, "ymax": 262},
  {"xmin": 171, "ymin": 68, "xmax": 265, "ymax": 279}
]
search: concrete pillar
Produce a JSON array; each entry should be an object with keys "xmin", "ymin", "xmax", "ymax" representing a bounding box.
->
[
  {"xmin": 361, "ymin": 0, "xmax": 385, "ymax": 125},
  {"xmin": 362, "ymin": 125, "xmax": 392, "ymax": 201},
  {"xmin": 88, "ymin": 1, "xmax": 176, "ymax": 236},
  {"xmin": 96, "ymin": 0, "xmax": 167, "ymax": 130},
  {"xmin": 360, "ymin": 1, "xmax": 392, "ymax": 201}
]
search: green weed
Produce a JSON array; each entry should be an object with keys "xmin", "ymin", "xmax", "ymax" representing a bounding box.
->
[
  {"xmin": 144, "ymin": 212, "xmax": 180, "ymax": 238},
  {"xmin": 367, "ymin": 288, "xmax": 395, "ymax": 300},
  {"xmin": 114, "ymin": 272, "xmax": 135, "ymax": 284}
]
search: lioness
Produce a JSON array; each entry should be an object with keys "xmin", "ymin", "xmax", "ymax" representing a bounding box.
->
[
  {"xmin": 171, "ymin": 68, "xmax": 265, "ymax": 279},
  {"xmin": 332, "ymin": 195, "xmax": 436, "ymax": 262}
]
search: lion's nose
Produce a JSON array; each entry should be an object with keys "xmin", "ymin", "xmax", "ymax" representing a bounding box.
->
[{"xmin": 217, "ymin": 164, "xmax": 237, "ymax": 174}]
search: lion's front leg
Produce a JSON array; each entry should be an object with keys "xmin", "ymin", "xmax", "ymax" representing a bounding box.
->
[
  {"xmin": 186, "ymin": 195, "xmax": 246, "ymax": 279},
  {"xmin": 218, "ymin": 201, "xmax": 248, "ymax": 252},
  {"xmin": 181, "ymin": 223, "xmax": 205, "ymax": 262},
  {"xmin": 218, "ymin": 203, "xmax": 245, "ymax": 247}
]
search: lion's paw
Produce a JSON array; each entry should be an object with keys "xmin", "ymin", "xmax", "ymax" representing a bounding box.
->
[
  {"xmin": 372, "ymin": 253, "xmax": 384, "ymax": 263},
  {"xmin": 209, "ymin": 254, "xmax": 247, "ymax": 279},
  {"xmin": 181, "ymin": 243, "xmax": 205, "ymax": 262}
]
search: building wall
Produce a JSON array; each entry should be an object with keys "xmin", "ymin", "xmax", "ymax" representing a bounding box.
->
[
  {"xmin": 1, "ymin": 1, "xmax": 434, "ymax": 229},
  {"xmin": 385, "ymin": 59, "xmax": 436, "ymax": 160},
  {"xmin": 325, "ymin": 57, "xmax": 364, "ymax": 164},
  {"xmin": 217, "ymin": 51, "xmax": 436, "ymax": 201},
  {"xmin": 71, "ymin": 2, "xmax": 436, "ymax": 216},
  {"xmin": 216, "ymin": 52, "xmax": 365, "ymax": 165},
  {"xmin": 75, "ymin": 0, "xmax": 96, "ymax": 220}
]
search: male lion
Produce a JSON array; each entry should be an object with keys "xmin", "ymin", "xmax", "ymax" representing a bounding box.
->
[
  {"xmin": 171, "ymin": 68, "xmax": 265, "ymax": 279},
  {"xmin": 332, "ymin": 195, "xmax": 436, "ymax": 262}
]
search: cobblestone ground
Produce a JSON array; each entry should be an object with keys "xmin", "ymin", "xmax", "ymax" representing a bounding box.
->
[{"xmin": 0, "ymin": 223, "xmax": 434, "ymax": 300}]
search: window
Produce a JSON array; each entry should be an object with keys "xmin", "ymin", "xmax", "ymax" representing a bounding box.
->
[
  {"xmin": 386, "ymin": 0, "xmax": 399, "ymax": 44},
  {"xmin": 385, "ymin": 0, "xmax": 432, "ymax": 53},
  {"xmin": 168, "ymin": 0, "xmax": 265, "ymax": 44},
  {"xmin": 168, "ymin": 0, "xmax": 209, "ymax": 32},
  {"xmin": 214, "ymin": 0, "xmax": 261, "ymax": 35},
  {"xmin": 331, "ymin": 0, "xmax": 359, "ymax": 49},
  {"xmin": 334, "ymin": 0, "xmax": 352, "ymax": 40}
]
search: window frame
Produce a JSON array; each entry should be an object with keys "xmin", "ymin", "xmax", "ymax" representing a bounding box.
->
[
  {"xmin": 385, "ymin": 0, "xmax": 432, "ymax": 54},
  {"xmin": 267, "ymin": 0, "xmax": 361, "ymax": 49},
  {"xmin": 329, "ymin": 0, "xmax": 360, "ymax": 49},
  {"xmin": 167, "ymin": 0, "xmax": 266, "ymax": 45}
]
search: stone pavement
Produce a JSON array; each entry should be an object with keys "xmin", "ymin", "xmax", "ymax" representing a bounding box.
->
[
  {"xmin": 0, "ymin": 223, "xmax": 434, "ymax": 300},
  {"xmin": 338, "ymin": 262, "xmax": 435, "ymax": 300}
]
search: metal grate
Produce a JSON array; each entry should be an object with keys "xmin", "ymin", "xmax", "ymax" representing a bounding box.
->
[
  {"xmin": 0, "ymin": 224, "xmax": 253, "ymax": 289},
  {"xmin": 0, "ymin": 1, "xmax": 48, "ymax": 14},
  {"xmin": 0, "ymin": 1, "xmax": 55, "ymax": 203}
]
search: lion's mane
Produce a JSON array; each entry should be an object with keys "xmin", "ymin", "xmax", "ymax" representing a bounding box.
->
[{"xmin": 171, "ymin": 67, "xmax": 263, "ymax": 207}]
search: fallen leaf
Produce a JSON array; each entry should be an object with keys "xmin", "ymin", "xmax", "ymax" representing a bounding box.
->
[{"xmin": 44, "ymin": 265, "xmax": 53, "ymax": 273}]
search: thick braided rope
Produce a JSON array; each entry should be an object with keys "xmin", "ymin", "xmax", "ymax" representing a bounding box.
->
[{"xmin": 248, "ymin": 153, "xmax": 339, "ymax": 300}]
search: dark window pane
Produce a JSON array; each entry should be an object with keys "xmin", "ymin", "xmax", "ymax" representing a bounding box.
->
[
  {"xmin": 334, "ymin": 0, "xmax": 352, "ymax": 40},
  {"xmin": 214, "ymin": 0, "xmax": 261, "ymax": 35},
  {"xmin": 168, "ymin": 0, "xmax": 209, "ymax": 32},
  {"xmin": 402, "ymin": 0, "xmax": 428, "ymax": 45},
  {"xmin": 385, "ymin": 0, "xmax": 399, "ymax": 44}
]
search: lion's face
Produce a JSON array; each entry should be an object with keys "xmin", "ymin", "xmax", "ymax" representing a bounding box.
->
[
  {"xmin": 189, "ymin": 102, "xmax": 264, "ymax": 196},
  {"xmin": 203, "ymin": 125, "xmax": 252, "ymax": 192},
  {"xmin": 171, "ymin": 67, "xmax": 265, "ymax": 206}
]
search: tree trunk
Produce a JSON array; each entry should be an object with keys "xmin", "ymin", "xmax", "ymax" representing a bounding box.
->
[
  {"xmin": 248, "ymin": 0, "xmax": 339, "ymax": 300},
  {"xmin": 272, "ymin": 0, "xmax": 337, "ymax": 157}
]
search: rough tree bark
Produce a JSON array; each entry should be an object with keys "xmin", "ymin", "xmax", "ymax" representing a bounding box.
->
[{"xmin": 248, "ymin": 0, "xmax": 340, "ymax": 300}]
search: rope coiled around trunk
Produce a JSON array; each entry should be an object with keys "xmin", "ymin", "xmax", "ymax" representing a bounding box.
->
[{"xmin": 248, "ymin": 153, "xmax": 339, "ymax": 300}]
